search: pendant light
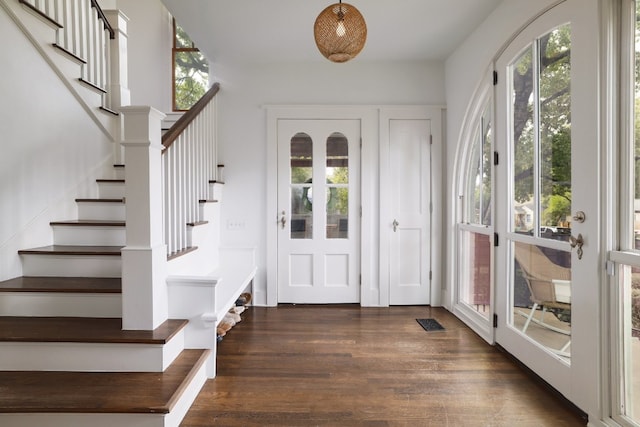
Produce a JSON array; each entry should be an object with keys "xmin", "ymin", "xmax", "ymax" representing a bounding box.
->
[{"xmin": 314, "ymin": 0, "xmax": 367, "ymax": 63}]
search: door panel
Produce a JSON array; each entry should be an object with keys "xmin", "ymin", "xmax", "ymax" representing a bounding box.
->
[
  {"xmin": 389, "ymin": 119, "xmax": 431, "ymax": 305},
  {"xmin": 277, "ymin": 119, "xmax": 360, "ymax": 304}
]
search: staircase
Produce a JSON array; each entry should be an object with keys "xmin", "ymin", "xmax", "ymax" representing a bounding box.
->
[
  {"xmin": 0, "ymin": 2, "xmax": 257, "ymax": 424},
  {"xmin": 0, "ymin": 168, "xmax": 210, "ymax": 427}
]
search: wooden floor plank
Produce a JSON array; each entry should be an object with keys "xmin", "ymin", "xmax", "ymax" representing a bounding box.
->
[
  {"xmin": 0, "ymin": 349, "xmax": 209, "ymax": 414},
  {"xmin": 0, "ymin": 317, "xmax": 187, "ymax": 344},
  {"xmin": 181, "ymin": 305, "xmax": 587, "ymax": 426}
]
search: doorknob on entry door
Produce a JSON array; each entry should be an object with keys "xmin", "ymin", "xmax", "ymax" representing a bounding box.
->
[
  {"xmin": 280, "ymin": 210, "xmax": 286, "ymax": 229},
  {"xmin": 392, "ymin": 219, "xmax": 399, "ymax": 232},
  {"xmin": 569, "ymin": 233, "xmax": 584, "ymax": 260}
]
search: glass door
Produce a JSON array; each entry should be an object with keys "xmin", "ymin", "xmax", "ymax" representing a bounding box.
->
[{"xmin": 494, "ymin": 0, "xmax": 600, "ymax": 411}]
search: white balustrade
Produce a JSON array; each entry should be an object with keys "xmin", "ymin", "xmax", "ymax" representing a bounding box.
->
[
  {"xmin": 20, "ymin": 0, "xmax": 114, "ymax": 106},
  {"xmin": 162, "ymin": 88, "xmax": 219, "ymax": 257}
]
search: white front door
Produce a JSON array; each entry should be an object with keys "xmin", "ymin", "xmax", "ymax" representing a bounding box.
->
[
  {"xmin": 277, "ymin": 119, "xmax": 361, "ymax": 303},
  {"xmin": 388, "ymin": 119, "xmax": 432, "ymax": 305},
  {"xmin": 494, "ymin": 0, "xmax": 600, "ymax": 412}
]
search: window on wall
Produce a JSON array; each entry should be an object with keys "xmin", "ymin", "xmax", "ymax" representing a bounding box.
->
[
  {"xmin": 172, "ymin": 19, "xmax": 209, "ymax": 111},
  {"xmin": 457, "ymin": 97, "xmax": 493, "ymax": 320}
]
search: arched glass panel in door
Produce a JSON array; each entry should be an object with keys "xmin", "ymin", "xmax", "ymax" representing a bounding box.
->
[
  {"xmin": 326, "ymin": 132, "xmax": 349, "ymax": 239},
  {"xmin": 290, "ymin": 132, "xmax": 313, "ymax": 239}
]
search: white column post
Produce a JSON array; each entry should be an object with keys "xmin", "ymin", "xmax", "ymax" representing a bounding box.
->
[
  {"xmin": 104, "ymin": 9, "xmax": 130, "ymax": 164},
  {"xmin": 120, "ymin": 106, "xmax": 167, "ymax": 330}
]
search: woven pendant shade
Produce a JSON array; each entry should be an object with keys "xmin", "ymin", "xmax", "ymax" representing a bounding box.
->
[{"xmin": 314, "ymin": 1, "xmax": 366, "ymax": 63}]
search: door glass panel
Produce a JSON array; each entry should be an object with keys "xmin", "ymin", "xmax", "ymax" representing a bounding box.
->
[
  {"xmin": 513, "ymin": 242, "xmax": 571, "ymax": 359},
  {"xmin": 290, "ymin": 133, "xmax": 312, "ymax": 239},
  {"xmin": 539, "ymin": 25, "xmax": 572, "ymax": 241},
  {"xmin": 465, "ymin": 105, "xmax": 493, "ymax": 226},
  {"xmin": 509, "ymin": 24, "xmax": 572, "ymax": 363},
  {"xmin": 512, "ymin": 46, "xmax": 536, "ymax": 234},
  {"xmin": 327, "ymin": 133, "xmax": 349, "ymax": 239},
  {"xmin": 459, "ymin": 230, "xmax": 491, "ymax": 318}
]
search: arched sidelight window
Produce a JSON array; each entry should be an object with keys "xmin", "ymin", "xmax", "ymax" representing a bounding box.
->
[{"xmin": 457, "ymin": 95, "xmax": 493, "ymax": 325}]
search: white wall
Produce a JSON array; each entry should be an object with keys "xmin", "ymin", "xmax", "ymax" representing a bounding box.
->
[
  {"xmin": 116, "ymin": 0, "xmax": 173, "ymax": 113},
  {"xmin": 443, "ymin": 0, "xmax": 560, "ymax": 306},
  {"xmin": 212, "ymin": 60, "xmax": 446, "ymax": 305},
  {"xmin": 0, "ymin": 7, "xmax": 114, "ymax": 281}
]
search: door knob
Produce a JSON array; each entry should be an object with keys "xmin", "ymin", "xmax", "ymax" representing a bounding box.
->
[
  {"xmin": 572, "ymin": 211, "xmax": 586, "ymax": 223},
  {"xmin": 280, "ymin": 210, "xmax": 287, "ymax": 229},
  {"xmin": 569, "ymin": 233, "xmax": 584, "ymax": 260},
  {"xmin": 392, "ymin": 219, "xmax": 399, "ymax": 232}
]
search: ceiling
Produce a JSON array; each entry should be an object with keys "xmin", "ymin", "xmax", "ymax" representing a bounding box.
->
[{"xmin": 162, "ymin": 0, "xmax": 503, "ymax": 65}]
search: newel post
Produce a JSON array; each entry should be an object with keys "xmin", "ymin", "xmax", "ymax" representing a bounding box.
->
[{"xmin": 120, "ymin": 106, "xmax": 167, "ymax": 331}]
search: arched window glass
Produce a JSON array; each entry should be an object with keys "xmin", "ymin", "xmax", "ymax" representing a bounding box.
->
[{"xmin": 326, "ymin": 132, "xmax": 349, "ymax": 239}]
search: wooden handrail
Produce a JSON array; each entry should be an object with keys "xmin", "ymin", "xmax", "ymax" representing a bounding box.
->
[
  {"xmin": 90, "ymin": 0, "xmax": 114, "ymax": 39},
  {"xmin": 162, "ymin": 83, "xmax": 220, "ymax": 151}
]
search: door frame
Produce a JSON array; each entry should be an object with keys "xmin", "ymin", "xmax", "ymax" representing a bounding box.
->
[
  {"xmin": 266, "ymin": 106, "xmax": 378, "ymax": 306},
  {"xmin": 379, "ymin": 107, "xmax": 444, "ymax": 307}
]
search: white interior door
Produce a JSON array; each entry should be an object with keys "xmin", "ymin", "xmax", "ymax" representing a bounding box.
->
[
  {"xmin": 494, "ymin": 0, "xmax": 600, "ymax": 413},
  {"xmin": 388, "ymin": 119, "xmax": 431, "ymax": 305},
  {"xmin": 277, "ymin": 119, "xmax": 360, "ymax": 303}
]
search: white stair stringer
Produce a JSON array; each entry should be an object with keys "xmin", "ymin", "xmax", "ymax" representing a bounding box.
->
[
  {"xmin": 0, "ymin": 292, "xmax": 121, "ymax": 317},
  {"xmin": 0, "ymin": 329, "xmax": 184, "ymax": 372},
  {"xmin": 20, "ymin": 254, "xmax": 121, "ymax": 277}
]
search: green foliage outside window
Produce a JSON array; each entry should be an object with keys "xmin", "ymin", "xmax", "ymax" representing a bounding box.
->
[{"xmin": 173, "ymin": 22, "xmax": 209, "ymax": 111}]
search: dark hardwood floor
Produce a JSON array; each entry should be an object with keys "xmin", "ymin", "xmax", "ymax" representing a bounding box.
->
[{"xmin": 181, "ymin": 305, "xmax": 587, "ymax": 426}]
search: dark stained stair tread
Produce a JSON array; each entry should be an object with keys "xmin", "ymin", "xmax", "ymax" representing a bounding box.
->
[
  {"xmin": 75, "ymin": 198, "xmax": 124, "ymax": 203},
  {"xmin": 0, "ymin": 349, "xmax": 209, "ymax": 414},
  {"xmin": 18, "ymin": 245, "xmax": 122, "ymax": 255},
  {"xmin": 50, "ymin": 220, "xmax": 125, "ymax": 227},
  {"xmin": 0, "ymin": 277, "xmax": 121, "ymax": 293},
  {"xmin": 0, "ymin": 317, "xmax": 188, "ymax": 344}
]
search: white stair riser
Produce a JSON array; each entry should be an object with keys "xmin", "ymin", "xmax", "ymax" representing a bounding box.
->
[
  {"xmin": 113, "ymin": 167, "xmax": 126, "ymax": 180},
  {"xmin": 210, "ymin": 182, "xmax": 224, "ymax": 201},
  {"xmin": 52, "ymin": 226, "xmax": 125, "ymax": 246},
  {"xmin": 0, "ymin": 330, "xmax": 184, "ymax": 372},
  {"xmin": 97, "ymin": 182, "xmax": 126, "ymax": 199},
  {"xmin": 20, "ymin": 255, "xmax": 121, "ymax": 277},
  {"xmin": 0, "ymin": 293, "xmax": 121, "ymax": 317},
  {"xmin": 77, "ymin": 202, "xmax": 125, "ymax": 221}
]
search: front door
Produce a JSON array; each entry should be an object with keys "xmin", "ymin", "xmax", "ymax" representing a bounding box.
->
[
  {"xmin": 277, "ymin": 119, "xmax": 361, "ymax": 303},
  {"xmin": 494, "ymin": 0, "xmax": 600, "ymax": 411}
]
